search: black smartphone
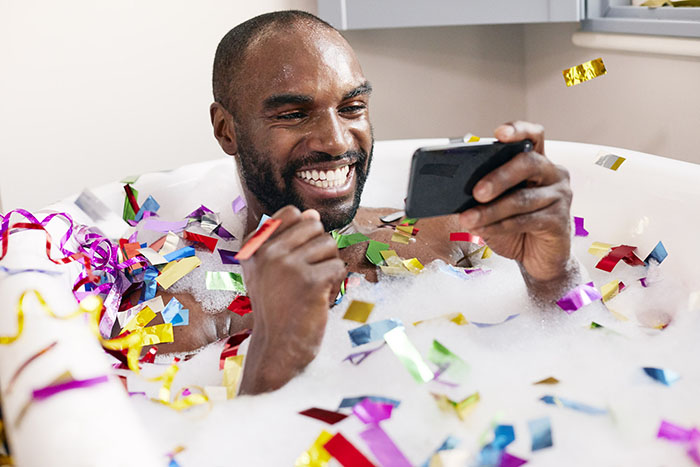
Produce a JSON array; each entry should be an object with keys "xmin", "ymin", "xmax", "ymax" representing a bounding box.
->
[{"xmin": 404, "ymin": 139, "xmax": 533, "ymax": 218}]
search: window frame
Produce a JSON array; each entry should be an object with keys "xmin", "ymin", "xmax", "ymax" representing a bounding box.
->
[{"xmin": 584, "ymin": 0, "xmax": 700, "ymax": 37}]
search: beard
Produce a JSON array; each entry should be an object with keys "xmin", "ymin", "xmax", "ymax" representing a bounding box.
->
[{"xmin": 235, "ymin": 131, "xmax": 373, "ymax": 232}]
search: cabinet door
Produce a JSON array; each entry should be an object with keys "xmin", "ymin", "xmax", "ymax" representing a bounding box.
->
[{"xmin": 317, "ymin": 0, "xmax": 582, "ymax": 30}]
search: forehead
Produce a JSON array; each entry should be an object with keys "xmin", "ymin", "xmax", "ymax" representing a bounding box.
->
[{"xmin": 239, "ymin": 26, "xmax": 366, "ymax": 106}]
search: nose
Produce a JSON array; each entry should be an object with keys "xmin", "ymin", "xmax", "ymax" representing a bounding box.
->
[{"xmin": 306, "ymin": 110, "xmax": 352, "ymax": 157}]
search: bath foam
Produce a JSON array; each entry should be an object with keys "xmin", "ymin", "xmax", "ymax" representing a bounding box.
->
[{"xmin": 123, "ymin": 235, "xmax": 698, "ymax": 467}]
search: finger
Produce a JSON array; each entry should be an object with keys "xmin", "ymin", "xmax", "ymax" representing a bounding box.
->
[
  {"xmin": 494, "ymin": 121, "xmax": 545, "ymax": 154},
  {"xmin": 292, "ymin": 232, "xmax": 339, "ymax": 264},
  {"xmin": 300, "ymin": 209, "xmax": 321, "ymax": 222},
  {"xmin": 305, "ymin": 257, "xmax": 347, "ymax": 291},
  {"xmin": 241, "ymin": 205, "xmax": 302, "ymax": 245},
  {"xmin": 472, "ymin": 151, "xmax": 567, "ymax": 203},
  {"xmin": 260, "ymin": 217, "xmax": 326, "ymax": 258},
  {"xmin": 459, "ymin": 184, "xmax": 568, "ymax": 230},
  {"xmin": 469, "ymin": 202, "xmax": 571, "ymax": 239}
]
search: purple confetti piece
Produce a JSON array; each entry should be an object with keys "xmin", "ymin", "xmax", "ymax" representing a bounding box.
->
[
  {"xmin": 353, "ymin": 398, "xmax": 394, "ymax": 424},
  {"xmin": 500, "ymin": 452, "xmax": 528, "ymax": 467},
  {"xmin": 215, "ymin": 225, "xmax": 235, "ymax": 239},
  {"xmin": 218, "ymin": 249, "xmax": 240, "ymax": 265},
  {"xmin": 33, "ymin": 375, "xmax": 110, "ymax": 401},
  {"xmin": 658, "ymin": 420, "xmax": 700, "ymax": 443},
  {"xmin": 343, "ymin": 343, "xmax": 385, "ymax": 365},
  {"xmin": 573, "ymin": 216, "xmax": 589, "ymax": 237},
  {"xmin": 359, "ymin": 424, "xmax": 412, "ymax": 467},
  {"xmin": 639, "ymin": 277, "xmax": 649, "ymax": 288},
  {"xmin": 186, "ymin": 205, "xmax": 214, "ymax": 219},
  {"xmin": 232, "ymin": 196, "xmax": 246, "ymax": 214},
  {"xmin": 556, "ymin": 282, "xmax": 602, "ymax": 314},
  {"xmin": 143, "ymin": 219, "xmax": 188, "ymax": 233}
]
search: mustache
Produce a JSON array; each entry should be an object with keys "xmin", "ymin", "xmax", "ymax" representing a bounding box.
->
[{"xmin": 285, "ymin": 150, "xmax": 368, "ymax": 175}]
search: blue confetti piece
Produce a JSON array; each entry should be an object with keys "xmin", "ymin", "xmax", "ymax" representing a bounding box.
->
[
  {"xmin": 140, "ymin": 267, "xmax": 159, "ymax": 302},
  {"xmin": 348, "ymin": 319, "xmax": 403, "ymax": 347},
  {"xmin": 134, "ymin": 195, "xmax": 160, "ymax": 222},
  {"xmin": 492, "ymin": 425, "xmax": 515, "ymax": 450},
  {"xmin": 338, "ymin": 395, "xmax": 401, "ymax": 410},
  {"xmin": 644, "ymin": 241, "xmax": 668, "ymax": 265},
  {"xmin": 477, "ymin": 424, "xmax": 516, "ymax": 466},
  {"xmin": 420, "ymin": 435, "xmax": 460, "ymax": 467},
  {"xmin": 528, "ymin": 417, "xmax": 553, "ymax": 451},
  {"xmin": 540, "ymin": 395, "xmax": 608, "ymax": 415},
  {"xmin": 0, "ymin": 266, "xmax": 62, "ymax": 276},
  {"xmin": 643, "ymin": 367, "xmax": 680, "ymax": 386},
  {"xmin": 163, "ymin": 246, "xmax": 195, "ymax": 263},
  {"xmin": 472, "ymin": 314, "xmax": 519, "ymax": 328},
  {"xmin": 257, "ymin": 214, "xmax": 271, "ymax": 230},
  {"xmin": 162, "ymin": 298, "xmax": 189, "ymax": 327}
]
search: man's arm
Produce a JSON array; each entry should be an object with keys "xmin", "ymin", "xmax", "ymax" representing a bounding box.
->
[{"xmin": 458, "ymin": 121, "xmax": 579, "ymax": 302}]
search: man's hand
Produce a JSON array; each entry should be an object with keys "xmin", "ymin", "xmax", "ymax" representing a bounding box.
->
[
  {"xmin": 238, "ymin": 206, "xmax": 346, "ymax": 395},
  {"xmin": 458, "ymin": 121, "xmax": 574, "ymax": 291}
]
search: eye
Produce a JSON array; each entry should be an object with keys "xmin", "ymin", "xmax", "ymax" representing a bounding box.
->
[
  {"xmin": 276, "ymin": 111, "xmax": 307, "ymax": 120},
  {"xmin": 340, "ymin": 104, "xmax": 366, "ymax": 115}
]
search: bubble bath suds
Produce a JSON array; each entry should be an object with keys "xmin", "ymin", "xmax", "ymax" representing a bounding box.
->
[{"xmin": 129, "ymin": 235, "xmax": 699, "ymax": 466}]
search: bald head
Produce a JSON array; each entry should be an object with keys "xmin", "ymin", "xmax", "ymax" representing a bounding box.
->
[{"xmin": 212, "ymin": 10, "xmax": 340, "ymax": 115}]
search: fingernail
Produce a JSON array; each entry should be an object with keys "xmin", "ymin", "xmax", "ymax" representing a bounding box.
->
[
  {"xmin": 475, "ymin": 182, "xmax": 492, "ymax": 199},
  {"xmin": 502, "ymin": 125, "xmax": 515, "ymax": 137}
]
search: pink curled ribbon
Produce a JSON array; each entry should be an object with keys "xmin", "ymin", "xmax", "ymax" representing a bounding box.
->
[
  {"xmin": 32, "ymin": 375, "xmax": 110, "ymax": 401},
  {"xmin": 657, "ymin": 420, "xmax": 700, "ymax": 465}
]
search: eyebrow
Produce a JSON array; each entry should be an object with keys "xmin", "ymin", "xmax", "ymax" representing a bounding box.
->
[
  {"xmin": 263, "ymin": 94, "xmax": 313, "ymax": 112},
  {"xmin": 343, "ymin": 81, "xmax": 372, "ymax": 100}
]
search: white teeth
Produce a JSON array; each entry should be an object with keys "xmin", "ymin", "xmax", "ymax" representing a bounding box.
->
[
  {"xmin": 312, "ymin": 170, "xmax": 319, "ymax": 180},
  {"xmin": 334, "ymin": 168, "xmax": 342, "ymax": 180},
  {"xmin": 295, "ymin": 164, "xmax": 352, "ymax": 187},
  {"xmin": 319, "ymin": 171, "xmax": 327, "ymax": 180},
  {"xmin": 305, "ymin": 170, "xmax": 311, "ymax": 179},
  {"xmin": 321, "ymin": 180, "xmax": 329, "ymax": 188},
  {"xmin": 326, "ymin": 170, "xmax": 336, "ymax": 181}
]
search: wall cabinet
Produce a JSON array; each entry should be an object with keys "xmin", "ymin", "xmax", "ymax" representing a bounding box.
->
[{"xmin": 317, "ymin": 0, "xmax": 583, "ymax": 30}]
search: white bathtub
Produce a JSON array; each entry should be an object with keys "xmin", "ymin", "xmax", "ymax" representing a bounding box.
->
[{"xmin": 0, "ymin": 139, "xmax": 698, "ymax": 466}]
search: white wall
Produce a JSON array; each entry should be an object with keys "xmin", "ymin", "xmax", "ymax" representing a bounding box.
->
[{"xmin": 0, "ymin": 0, "xmax": 315, "ymax": 213}]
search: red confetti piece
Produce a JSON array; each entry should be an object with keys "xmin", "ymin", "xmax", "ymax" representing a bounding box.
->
[
  {"xmin": 6, "ymin": 341, "xmax": 58, "ymax": 395},
  {"xmin": 184, "ymin": 231, "xmax": 219, "ymax": 253},
  {"xmin": 449, "ymin": 232, "xmax": 484, "ymax": 245},
  {"xmin": 123, "ymin": 184, "xmax": 140, "ymax": 214},
  {"xmin": 227, "ymin": 295, "xmax": 252, "ymax": 317},
  {"xmin": 595, "ymin": 245, "xmax": 644, "ymax": 272},
  {"xmin": 299, "ymin": 408, "xmax": 349, "ymax": 425},
  {"xmin": 219, "ymin": 328, "xmax": 252, "ymax": 370},
  {"xmin": 234, "ymin": 219, "xmax": 282, "ymax": 261},
  {"xmin": 149, "ymin": 235, "xmax": 167, "ymax": 252},
  {"xmin": 324, "ymin": 432, "xmax": 375, "ymax": 467}
]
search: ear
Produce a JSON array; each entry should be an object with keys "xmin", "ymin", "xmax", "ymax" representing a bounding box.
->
[{"xmin": 210, "ymin": 102, "xmax": 239, "ymax": 156}]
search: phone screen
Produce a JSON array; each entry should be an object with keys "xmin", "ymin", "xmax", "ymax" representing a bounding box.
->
[{"xmin": 404, "ymin": 140, "xmax": 533, "ymax": 218}]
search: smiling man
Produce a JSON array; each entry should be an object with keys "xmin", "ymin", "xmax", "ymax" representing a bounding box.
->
[{"xmin": 164, "ymin": 10, "xmax": 578, "ymax": 394}]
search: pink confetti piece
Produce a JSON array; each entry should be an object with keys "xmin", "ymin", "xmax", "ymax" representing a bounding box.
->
[
  {"xmin": 657, "ymin": 420, "xmax": 700, "ymax": 466},
  {"xmin": 353, "ymin": 398, "xmax": 394, "ymax": 424},
  {"xmin": 32, "ymin": 375, "xmax": 110, "ymax": 401},
  {"xmin": 359, "ymin": 424, "xmax": 412, "ymax": 467},
  {"xmin": 556, "ymin": 282, "xmax": 602, "ymax": 314},
  {"xmin": 500, "ymin": 452, "xmax": 528, "ymax": 467},
  {"xmin": 232, "ymin": 196, "xmax": 246, "ymax": 214},
  {"xmin": 573, "ymin": 216, "xmax": 589, "ymax": 237},
  {"xmin": 142, "ymin": 219, "xmax": 188, "ymax": 233}
]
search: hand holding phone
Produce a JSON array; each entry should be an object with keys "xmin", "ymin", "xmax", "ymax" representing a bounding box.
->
[{"xmin": 405, "ymin": 139, "xmax": 533, "ymax": 218}]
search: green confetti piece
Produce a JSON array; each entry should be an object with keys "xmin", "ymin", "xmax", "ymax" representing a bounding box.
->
[
  {"xmin": 122, "ymin": 186, "xmax": 138, "ymax": 222},
  {"xmin": 399, "ymin": 217, "xmax": 418, "ymax": 225},
  {"xmin": 428, "ymin": 340, "xmax": 470, "ymax": 381},
  {"xmin": 335, "ymin": 232, "xmax": 370, "ymax": 249},
  {"xmin": 205, "ymin": 271, "xmax": 246, "ymax": 293},
  {"xmin": 384, "ymin": 327, "xmax": 434, "ymax": 383},
  {"xmin": 590, "ymin": 321, "xmax": 603, "ymax": 329},
  {"xmin": 365, "ymin": 240, "xmax": 390, "ymax": 266}
]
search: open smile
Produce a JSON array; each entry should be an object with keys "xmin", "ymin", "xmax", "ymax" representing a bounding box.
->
[{"xmin": 293, "ymin": 163, "xmax": 355, "ymax": 198}]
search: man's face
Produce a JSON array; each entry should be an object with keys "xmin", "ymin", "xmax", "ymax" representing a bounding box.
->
[{"xmin": 230, "ymin": 26, "xmax": 374, "ymax": 231}]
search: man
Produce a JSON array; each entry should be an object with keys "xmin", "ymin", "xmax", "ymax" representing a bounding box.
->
[{"xmin": 164, "ymin": 10, "xmax": 576, "ymax": 395}]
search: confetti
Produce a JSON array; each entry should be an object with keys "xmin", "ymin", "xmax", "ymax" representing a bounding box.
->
[
  {"xmin": 383, "ymin": 327, "xmax": 434, "ymax": 383},
  {"xmin": 184, "ymin": 231, "xmax": 218, "ymax": 252},
  {"xmin": 478, "ymin": 424, "xmax": 516, "ymax": 465},
  {"xmin": 656, "ymin": 419, "xmax": 700, "ymax": 466},
  {"xmin": 123, "ymin": 184, "xmax": 140, "ymax": 221},
  {"xmin": 343, "ymin": 300, "xmax": 375, "ymax": 323},
  {"xmin": 528, "ymin": 417, "xmax": 553, "ymax": 451},
  {"xmin": 596, "ymin": 245, "xmax": 644, "ymax": 272},
  {"xmin": 32, "ymin": 374, "xmax": 110, "ymax": 401},
  {"xmin": 644, "ymin": 241, "xmax": 668, "ymax": 265},
  {"xmin": 6, "ymin": 341, "xmax": 58, "ymax": 395},
  {"xmin": 359, "ymin": 424, "xmax": 412, "ymax": 467},
  {"xmin": 573, "ymin": 216, "xmax": 589, "ymax": 237},
  {"xmin": 227, "ymin": 295, "xmax": 252, "ymax": 316},
  {"xmin": 137, "ymin": 247, "xmax": 168, "ymax": 266},
  {"xmin": 471, "ymin": 314, "xmax": 519, "ymax": 328},
  {"xmin": 432, "ymin": 392, "xmax": 480, "ymax": 420},
  {"xmin": 449, "ymin": 232, "xmax": 484, "ymax": 245},
  {"xmin": 349, "ymin": 319, "xmax": 403, "ymax": 347},
  {"xmin": 156, "ymin": 256, "xmax": 201, "ymax": 289},
  {"xmin": 365, "ymin": 240, "xmax": 390, "ymax": 266},
  {"xmin": 338, "ymin": 396, "xmax": 401, "ymax": 410},
  {"xmin": 556, "ymin": 282, "xmax": 601, "ymax": 314},
  {"xmin": 134, "ymin": 195, "xmax": 160, "ymax": 222},
  {"xmin": 428, "ymin": 340, "xmax": 469, "ymax": 381},
  {"xmin": 500, "ymin": 452, "xmax": 528, "ymax": 467},
  {"xmin": 643, "ymin": 367, "xmax": 680, "ymax": 386},
  {"xmin": 163, "ymin": 246, "xmax": 196, "ymax": 263},
  {"xmin": 540, "ymin": 395, "xmax": 607, "ymax": 415},
  {"xmin": 206, "ymin": 271, "xmax": 245, "ymax": 292},
  {"xmin": 420, "ymin": 436, "xmax": 460, "ymax": 467},
  {"xmin": 588, "ymin": 241, "xmax": 612, "ymax": 257},
  {"xmin": 295, "ymin": 430, "xmax": 333, "ymax": 467},
  {"xmin": 343, "ymin": 343, "xmax": 386, "ymax": 366},
  {"xmin": 122, "ymin": 306, "xmax": 156, "ymax": 333},
  {"xmin": 402, "ymin": 258, "xmax": 424, "ymax": 274},
  {"xmin": 353, "ymin": 398, "xmax": 394, "ymax": 424},
  {"xmin": 601, "ymin": 280, "xmax": 625, "ymax": 302},
  {"xmin": 323, "ymin": 433, "xmax": 374, "ymax": 467},
  {"xmin": 223, "ymin": 355, "xmax": 244, "ymax": 399},
  {"xmin": 142, "ymin": 219, "xmax": 188, "ymax": 233},
  {"xmin": 235, "ymin": 218, "xmax": 282, "ymax": 261},
  {"xmin": 562, "ymin": 57, "xmax": 607, "ymax": 87},
  {"xmin": 232, "ymin": 196, "xmax": 246, "ymax": 213},
  {"xmin": 299, "ymin": 408, "xmax": 349, "ymax": 425},
  {"xmin": 220, "ymin": 328, "xmax": 252, "ymax": 369},
  {"xmin": 218, "ymin": 249, "xmax": 240, "ymax": 264},
  {"xmin": 595, "ymin": 152, "xmax": 626, "ymax": 171},
  {"xmin": 334, "ymin": 231, "xmax": 370, "ymax": 249},
  {"xmin": 533, "ymin": 377, "xmax": 560, "ymax": 385},
  {"xmin": 162, "ymin": 298, "xmax": 189, "ymax": 326}
]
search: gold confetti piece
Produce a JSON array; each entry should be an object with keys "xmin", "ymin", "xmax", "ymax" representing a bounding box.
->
[
  {"xmin": 391, "ymin": 232, "xmax": 411, "ymax": 245},
  {"xmin": 148, "ymin": 360, "xmax": 179, "ymax": 403},
  {"xmin": 413, "ymin": 312, "xmax": 468, "ymax": 327},
  {"xmin": 595, "ymin": 152, "xmax": 626, "ymax": 171},
  {"xmin": 159, "ymin": 232, "xmax": 181, "ymax": 256},
  {"xmin": 343, "ymin": 300, "xmax": 375, "ymax": 323},
  {"xmin": 380, "ymin": 265, "xmax": 410, "ymax": 276},
  {"xmin": 223, "ymin": 355, "xmax": 244, "ymax": 399},
  {"xmin": 563, "ymin": 57, "xmax": 607, "ymax": 87},
  {"xmin": 121, "ymin": 306, "xmax": 156, "ymax": 333},
  {"xmin": 601, "ymin": 280, "xmax": 621, "ymax": 302},
  {"xmin": 608, "ymin": 308, "xmax": 630, "ymax": 322},
  {"xmin": 481, "ymin": 246, "xmax": 492, "ymax": 259},
  {"xmin": 156, "ymin": 256, "xmax": 201, "ymax": 289},
  {"xmin": 402, "ymin": 258, "xmax": 424, "ymax": 274},
  {"xmin": 534, "ymin": 377, "xmax": 560, "ymax": 385},
  {"xmin": 433, "ymin": 392, "xmax": 480, "ymax": 421},
  {"xmin": 141, "ymin": 323, "xmax": 174, "ymax": 346},
  {"xmin": 396, "ymin": 225, "xmax": 414, "ymax": 235},
  {"xmin": 295, "ymin": 430, "xmax": 333, "ymax": 467},
  {"xmin": 380, "ymin": 250, "xmax": 398, "ymax": 261},
  {"xmin": 450, "ymin": 313, "xmax": 468, "ymax": 325},
  {"xmin": 588, "ymin": 241, "xmax": 612, "ymax": 257}
]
